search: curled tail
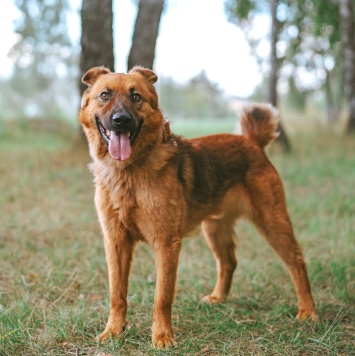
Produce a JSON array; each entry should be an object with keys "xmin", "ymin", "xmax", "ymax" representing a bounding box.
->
[{"xmin": 240, "ymin": 103, "xmax": 279, "ymax": 148}]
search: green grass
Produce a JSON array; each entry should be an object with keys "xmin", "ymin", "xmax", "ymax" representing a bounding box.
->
[
  {"xmin": 0, "ymin": 119, "xmax": 354, "ymax": 355},
  {"xmin": 169, "ymin": 117, "xmax": 236, "ymax": 137}
]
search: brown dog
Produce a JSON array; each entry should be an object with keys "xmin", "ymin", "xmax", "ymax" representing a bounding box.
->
[{"xmin": 79, "ymin": 66, "xmax": 317, "ymax": 349}]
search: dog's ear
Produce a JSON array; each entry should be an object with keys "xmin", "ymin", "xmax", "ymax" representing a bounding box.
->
[
  {"xmin": 82, "ymin": 67, "xmax": 110, "ymax": 86},
  {"xmin": 130, "ymin": 66, "xmax": 158, "ymax": 84},
  {"xmin": 81, "ymin": 91, "xmax": 90, "ymax": 109}
]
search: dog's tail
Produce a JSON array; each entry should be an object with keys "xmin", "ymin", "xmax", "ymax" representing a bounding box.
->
[{"xmin": 240, "ymin": 103, "xmax": 279, "ymax": 148}]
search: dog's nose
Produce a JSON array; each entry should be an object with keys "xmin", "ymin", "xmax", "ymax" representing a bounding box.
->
[{"xmin": 112, "ymin": 112, "xmax": 132, "ymax": 127}]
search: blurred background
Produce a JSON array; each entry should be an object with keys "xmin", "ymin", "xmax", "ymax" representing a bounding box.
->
[{"xmin": 1, "ymin": 0, "xmax": 354, "ymax": 145}]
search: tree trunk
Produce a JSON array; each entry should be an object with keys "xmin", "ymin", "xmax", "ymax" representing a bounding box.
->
[
  {"xmin": 269, "ymin": 0, "xmax": 291, "ymax": 152},
  {"xmin": 339, "ymin": 0, "xmax": 355, "ymax": 133},
  {"xmin": 269, "ymin": 0, "xmax": 278, "ymax": 108},
  {"xmin": 325, "ymin": 70, "xmax": 338, "ymax": 124},
  {"xmin": 127, "ymin": 0, "xmax": 164, "ymax": 70},
  {"xmin": 80, "ymin": 0, "xmax": 114, "ymax": 96}
]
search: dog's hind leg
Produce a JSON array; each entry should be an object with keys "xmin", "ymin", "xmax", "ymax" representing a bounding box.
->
[
  {"xmin": 201, "ymin": 214, "xmax": 237, "ymax": 304},
  {"xmin": 247, "ymin": 175, "xmax": 317, "ymax": 321}
]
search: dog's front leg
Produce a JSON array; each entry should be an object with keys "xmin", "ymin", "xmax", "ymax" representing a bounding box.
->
[
  {"xmin": 95, "ymin": 190, "xmax": 135, "ymax": 342},
  {"xmin": 152, "ymin": 237, "xmax": 181, "ymax": 349},
  {"xmin": 97, "ymin": 231, "xmax": 134, "ymax": 342}
]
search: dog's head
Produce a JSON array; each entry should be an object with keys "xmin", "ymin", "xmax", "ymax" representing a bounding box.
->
[{"xmin": 80, "ymin": 66, "xmax": 164, "ymax": 162}]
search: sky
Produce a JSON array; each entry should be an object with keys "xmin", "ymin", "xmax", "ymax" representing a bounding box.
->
[{"xmin": 0, "ymin": 0, "xmax": 268, "ymax": 98}]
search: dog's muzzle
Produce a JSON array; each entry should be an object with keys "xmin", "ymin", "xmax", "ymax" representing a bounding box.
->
[{"xmin": 96, "ymin": 113, "xmax": 143, "ymax": 162}]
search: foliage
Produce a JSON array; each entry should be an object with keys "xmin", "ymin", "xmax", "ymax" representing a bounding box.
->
[
  {"xmin": 224, "ymin": 0, "xmax": 344, "ymax": 115},
  {"xmin": 224, "ymin": 0, "xmax": 269, "ymax": 26},
  {"xmin": 283, "ymin": 0, "xmax": 342, "ymax": 91},
  {"xmin": 0, "ymin": 120, "xmax": 354, "ymax": 354},
  {"xmin": 224, "ymin": 0, "xmax": 257, "ymax": 23},
  {"xmin": 224, "ymin": 0, "xmax": 269, "ymax": 70},
  {"xmin": 2, "ymin": 0, "xmax": 79, "ymax": 119}
]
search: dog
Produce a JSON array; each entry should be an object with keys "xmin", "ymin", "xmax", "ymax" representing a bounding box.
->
[{"xmin": 79, "ymin": 66, "xmax": 317, "ymax": 349}]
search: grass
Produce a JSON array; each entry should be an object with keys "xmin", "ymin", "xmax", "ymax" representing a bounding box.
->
[{"xmin": 0, "ymin": 118, "xmax": 354, "ymax": 355}]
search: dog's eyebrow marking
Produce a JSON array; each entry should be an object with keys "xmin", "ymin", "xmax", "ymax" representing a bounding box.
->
[
  {"xmin": 129, "ymin": 87, "xmax": 144, "ymax": 102},
  {"xmin": 97, "ymin": 88, "xmax": 113, "ymax": 98}
]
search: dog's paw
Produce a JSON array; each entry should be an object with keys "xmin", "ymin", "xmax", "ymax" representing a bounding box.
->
[
  {"xmin": 296, "ymin": 309, "xmax": 318, "ymax": 322},
  {"xmin": 202, "ymin": 294, "xmax": 224, "ymax": 304},
  {"xmin": 96, "ymin": 324, "xmax": 126, "ymax": 343},
  {"xmin": 96, "ymin": 329, "xmax": 112, "ymax": 343},
  {"xmin": 152, "ymin": 333, "xmax": 177, "ymax": 349}
]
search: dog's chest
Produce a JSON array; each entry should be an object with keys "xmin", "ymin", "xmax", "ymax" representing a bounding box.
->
[
  {"xmin": 93, "ymin": 164, "xmax": 134, "ymax": 221},
  {"xmin": 94, "ymin": 161, "xmax": 183, "ymax": 242},
  {"xmin": 97, "ymin": 164, "xmax": 171, "ymax": 216}
]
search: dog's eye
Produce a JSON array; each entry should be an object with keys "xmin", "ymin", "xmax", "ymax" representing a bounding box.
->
[
  {"xmin": 99, "ymin": 92, "xmax": 110, "ymax": 100},
  {"xmin": 132, "ymin": 93, "xmax": 142, "ymax": 102}
]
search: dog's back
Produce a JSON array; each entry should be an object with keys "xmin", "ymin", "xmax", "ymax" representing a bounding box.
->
[{"xmin": 165, "ymin": 103, "xmax": 280, "ymax": 234}]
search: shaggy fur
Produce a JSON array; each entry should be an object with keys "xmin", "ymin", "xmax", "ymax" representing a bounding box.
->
[{"xmin": 79, "ymin": 66, "xmax": 317, "ymax": 349}]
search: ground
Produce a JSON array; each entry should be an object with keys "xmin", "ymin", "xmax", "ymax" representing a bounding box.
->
[{"xmin": 0, "ymin": 118, "xmax": 354, "ymax": 355}]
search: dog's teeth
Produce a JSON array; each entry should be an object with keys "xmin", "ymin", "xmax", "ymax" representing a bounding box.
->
[{"xmin": 128, "ymin": 132, "xmax": 131, "ymax": 138}]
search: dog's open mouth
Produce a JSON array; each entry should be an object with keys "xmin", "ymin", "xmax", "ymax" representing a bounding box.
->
[{"xmin": 96, "ymin": 118, "xmax": 142, "ymax": 161}]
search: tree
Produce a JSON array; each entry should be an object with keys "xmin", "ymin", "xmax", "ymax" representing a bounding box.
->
[
  {"xmin": 284, "ymin": 0, "xmax": 343, "ymax": 124},
  {"xmin": 269, "ymin": 0, "xmax": 279, "ymax": 109},
  {"xmin": 269, "ymin": 0, "xmax": 290, "ymax": 151},
  {"xmin": 339, "ymin": 0, "xmax": 355, "ymax": 133},
  {"xmin": 127, "ymin": 0, "xmax": 164, "ymax": 70},
  {"xmin": 225, "ymin": 0, "xmax": 291, "ymax": 151},
  {"xmin": 80, "ymin": 0, "xmax": 114, "ymax": 96},
  {"xmin": 225, "ymin": 0, "xmax": 352, "ymax": 134}
]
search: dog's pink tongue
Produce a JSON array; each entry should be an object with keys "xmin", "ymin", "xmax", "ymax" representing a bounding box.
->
[{"xmin": 108, "ymin": 131, "xmax": 132, "ymax": 161}]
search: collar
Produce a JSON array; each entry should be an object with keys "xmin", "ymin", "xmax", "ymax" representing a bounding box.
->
[{"xmin": 163, "ymin": 119, "xmax": 173, "ymax": 142}]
